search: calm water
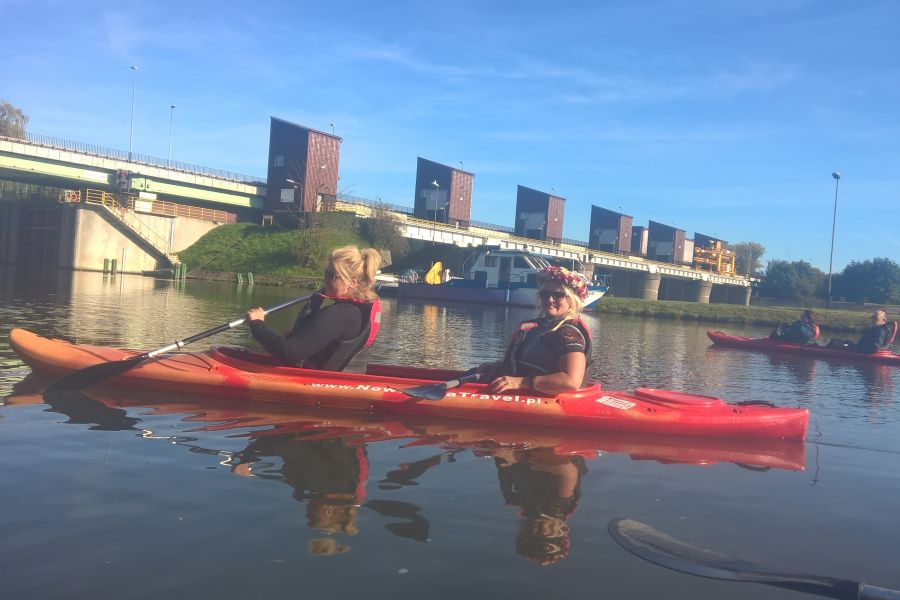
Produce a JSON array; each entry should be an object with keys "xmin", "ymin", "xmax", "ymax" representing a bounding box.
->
[{"xmin": 1, "ymin": 268, "xmax": 899, "ymax": 599}]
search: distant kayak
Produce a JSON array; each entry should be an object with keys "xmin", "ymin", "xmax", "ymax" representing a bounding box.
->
[
  {"xmin": 10, "ymin": 328, "xmax": 808, "ymax": 439},
  {"xmin": 707, "ymin": 330, "xmax": 900, "ymax": 366}
]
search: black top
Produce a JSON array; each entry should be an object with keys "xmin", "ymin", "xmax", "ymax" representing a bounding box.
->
[
  {"xmin": 856, "ymin": 323, "xmax": 893, "ymax": 354},
  {"xmin": 249, "ymin": 301, "xmax": 363, "ymax": 367}
]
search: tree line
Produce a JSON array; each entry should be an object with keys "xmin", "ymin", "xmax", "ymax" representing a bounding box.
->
[{"xmin": 730, "ymin": 240, "xmax": 900, "ymax": 304}]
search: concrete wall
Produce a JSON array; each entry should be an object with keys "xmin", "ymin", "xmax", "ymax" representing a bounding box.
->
[
  {"xmin": 70, "ymin": 206, "xmax": 219, "ymax": 273},
  {"xmin": 0, "ymin": 203, "xmax": 20, "ymax": 264}
]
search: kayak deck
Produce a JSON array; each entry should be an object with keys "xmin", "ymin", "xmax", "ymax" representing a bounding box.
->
[
  {"xmin": 9, "ymin": 328, "xmax": 809, "ymax": 439},
  {"xmin": 707, "ymin": 330, "xmax": 900, "ymax": 366}
]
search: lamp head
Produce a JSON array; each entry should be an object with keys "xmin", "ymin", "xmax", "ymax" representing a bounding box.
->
[
  {"xmin": 832, "ymin": 171, "xmax": 841, "ymax": 180},
  {"xmin": 431, "ymin": 180, "xmax": 439, "ymax": 188}
]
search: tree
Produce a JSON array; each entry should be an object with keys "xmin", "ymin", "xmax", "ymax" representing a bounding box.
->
[
  {"xmin": 729, "ymin": 241, "xmax": 766, "ymax": 275},
  {"xmin": 832, "ymin": 257, "xmax": 900, "ymax": 303},
  {"xmin": 0, "ymin": 100, "xmax": 28, "ymax": 138},
  {"xmin": 359, "ymin": 204, "xmax": 409, "ymax": 266},
  {"xmin": 758, "ymin": 260, "xmax": 825, "ymax": 301}
]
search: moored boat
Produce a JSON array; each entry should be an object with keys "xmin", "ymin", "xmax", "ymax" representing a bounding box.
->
[
  {"xmin": 10, "ymin": 328, "xmax": 808, "ymax": 439},
  {"xmin": 707, "ymin": 330, "xmax": 900, "ymax": 366},
  {"xmin": 397, "ymin": 246, "xmax": 607, "ymax": 308}
]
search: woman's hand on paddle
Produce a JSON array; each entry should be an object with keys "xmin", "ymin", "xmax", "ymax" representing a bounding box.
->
[
  {"xmin": 487, "ymin": 375, "xmax": 526, "ymax": 393},
  {"xmin": 246, "ymin": 307, "xmax": 265, "ymax": 322}
]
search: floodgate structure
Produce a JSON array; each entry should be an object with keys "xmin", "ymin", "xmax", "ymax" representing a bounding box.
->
[{"xmin": 0, "ymin": 122, "xmax": 751, "ymax": 305}]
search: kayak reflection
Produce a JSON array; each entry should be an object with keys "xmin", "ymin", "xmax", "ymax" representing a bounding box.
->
[{"xmin": 5, "ymin": 377, "xmax": 808, "ymax": 564}]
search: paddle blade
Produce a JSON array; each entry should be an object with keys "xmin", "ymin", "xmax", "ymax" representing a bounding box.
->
[
  {"xmin": 399, "ymin": 381, "xmax": 454, "ymax": 401},
  {"xmin": 608, "ymin": 518, "xmax": 862, "ymax": 600},
  {"xmin": 399, "ymin": 372, "xmax": 481, "ymax": 401},
  {"xmin": 44, "ymin": 355, "xmax": 147, "ymax": 394}
]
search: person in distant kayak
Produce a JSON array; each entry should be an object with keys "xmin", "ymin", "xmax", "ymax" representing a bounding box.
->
[
  {"xmin": 769, "ymin": 309, "xmax": 820, "ymax": 344},
  {"xmin": 246, "ymin": 245, "xmax": 382, "ymax": 371},
  {"xmin": 482, "ymin": 265, "xmax": 592, "ymax": 395},
  {"xmin": 829, "ymin": 310, "xmax": 896, "ymax": 354}
]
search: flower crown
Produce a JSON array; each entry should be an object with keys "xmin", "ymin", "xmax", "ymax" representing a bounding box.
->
[{"xmin": 537, "ymin": 265, "xmax": 589, "ymax": 300}]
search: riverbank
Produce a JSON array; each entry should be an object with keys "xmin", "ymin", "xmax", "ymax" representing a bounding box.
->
[{"xmin": 590, "ymin": 297, "xmax": 895, "ymax": 333}]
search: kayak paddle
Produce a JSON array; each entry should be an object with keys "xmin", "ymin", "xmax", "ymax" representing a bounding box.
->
[
  {"xmin": 44, "ymin": 293, "xmax": 314, "ymax": 394},
  {"xmin": 608, "ymin": 518, "xmax": 900, "ymax": 600},
  {"xmin": 399, "ymin": 370, "xmax": 481, "ymax": 401}
]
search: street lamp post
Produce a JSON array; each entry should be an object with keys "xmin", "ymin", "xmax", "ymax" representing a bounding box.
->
[
  {"xmin": 285, "ymin": 178, "xmax": 302, "ymax": 209},
  {"xmin": 128, "ymin": 65, "xmax": 138, "ymax": 159},
  {"xmin": 614, "ymin": 205, "xmax": 623, "ymax": 253},
  {"xmin": 431, "ymin": 180, "xmax": 439, "ymax": 243},
  {"xmin": 167, "ymin": 104, "xmax": 176, "ymax": 164},
  {"xmin": 329, "ymin": 123, "xmax": 335, "ymax": 135},
  {"xmin": 826, "ymin": 171, "xmax": 841, "ymax": 309}
]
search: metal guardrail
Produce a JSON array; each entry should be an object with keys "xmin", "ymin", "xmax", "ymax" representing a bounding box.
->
[
  {"xmin": 471, "ymin": 219, "xmax": 514, "ymax": 233},
  {"xmin": 9, "ymin": 133, "xmax": 265, "ymax": 184},
  {"xmin": 135, "ymin": 197, "xmax": 236, "ymax": 224},
  {"xmin": 336, "ymin": 193, "xmax": 413, "ymax": 215}
]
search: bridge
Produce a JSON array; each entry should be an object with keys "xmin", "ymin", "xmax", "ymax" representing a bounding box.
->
[
  {"xmin": 0, "ymin": 134, "xmax": 266, "ymax": 213},
  {"xmin": 1, "ymin": 133, "xmax": 751, "ymax": 303},
  {"xmin": 334, "ymin": 198, "xmax": 752, "ymax": 304}
]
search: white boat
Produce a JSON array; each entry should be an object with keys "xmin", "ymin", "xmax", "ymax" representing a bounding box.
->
[{"xmin": 397, "ymin": 247, "xmax": 607, "ymax": 308}]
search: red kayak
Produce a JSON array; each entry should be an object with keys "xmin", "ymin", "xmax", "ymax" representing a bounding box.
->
[
  {"xmin": 9, "ymin": 328, "xmax": 808, "ymax": 439},
  {"xmin": 707, "ymin": 330, "xmax": 900, "ymax": 366}
]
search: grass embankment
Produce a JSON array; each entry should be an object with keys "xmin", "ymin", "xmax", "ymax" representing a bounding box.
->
[
  {"xmin": 177, "ymin": 219, "xmax": 369, "ymax": 280},
  {"xmin": 592, "ymin": 297, "xmax": 895, "ymax": 333}
]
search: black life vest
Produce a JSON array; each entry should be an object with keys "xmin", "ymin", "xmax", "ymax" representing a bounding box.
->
[
  {"xmin": 503, "ymin": 317, "xmax": 593, "ymax": 377},
  {"xmin": 300, "ymin": 294, "xmax": 382, "ymax": 371}
]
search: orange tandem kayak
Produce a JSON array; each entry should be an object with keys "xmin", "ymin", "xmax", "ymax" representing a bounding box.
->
[{"xmin": 9, "ymin": 328, "xmax": 808, "ymax": 439}]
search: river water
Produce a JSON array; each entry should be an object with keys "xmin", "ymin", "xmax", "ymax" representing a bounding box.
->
[{"xmin": 1, "ymin": 269, "xmax": 898, "ymax": 599}]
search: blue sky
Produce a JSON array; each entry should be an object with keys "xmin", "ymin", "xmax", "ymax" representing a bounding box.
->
[{"xmin": 3, "ymin": 0, "xmax": 899, "ymax": 271}]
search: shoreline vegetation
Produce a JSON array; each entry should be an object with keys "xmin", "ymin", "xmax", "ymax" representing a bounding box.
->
[
  {"xmin": 176, "ymin": 222, "xmax": 895, "ymax": 335},
  {"xmin": 590, "ymin": 297, "xmax": 896, "ymax": 334}
]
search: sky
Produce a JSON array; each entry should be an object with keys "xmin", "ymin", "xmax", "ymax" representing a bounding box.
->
[{"xmin": 2, "ymin": 0, "xmax": 899, "ymax": 271}]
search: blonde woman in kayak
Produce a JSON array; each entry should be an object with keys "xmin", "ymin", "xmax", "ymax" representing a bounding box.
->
[
  {"xmin": 483, "ymin": 266, "xmax": 592, "ymax": 395},
  {"xmin": 246, "ymin": 245, "xmax": 382, "ymax": 371}
]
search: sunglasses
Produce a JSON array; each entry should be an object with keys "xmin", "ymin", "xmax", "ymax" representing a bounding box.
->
[
  {"xmin": 538, "ymin": 290, "xmax": 568, "ymax": 301},
  {"xmin": 324, "ymin": 268, "xmax": 341, "ymax": 281}
]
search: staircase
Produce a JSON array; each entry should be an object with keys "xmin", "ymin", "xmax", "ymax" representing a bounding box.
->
[{"xmin": 81, "ymin": 189, "xmax": 179, "ymax": 267}]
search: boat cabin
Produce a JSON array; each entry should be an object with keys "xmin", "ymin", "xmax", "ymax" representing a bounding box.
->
[{"xmin": 463, "ymin": 248, "xmax": 586, "ymax": 288}]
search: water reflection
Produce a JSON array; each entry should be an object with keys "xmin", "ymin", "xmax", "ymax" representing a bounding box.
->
[
  {"xmin": 230, "ymin": 432, "xmax": 368, "ymax": 555},
  {"xmin": 3, "ymin": 379, "xmax": 807, "ymax": 567},
  {"xmin": 493, "ymin": 448, "xmax": 586, "ymax": 566}
]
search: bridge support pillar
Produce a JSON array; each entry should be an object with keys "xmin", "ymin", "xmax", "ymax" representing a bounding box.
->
[
  {"xmin": 640, "ymin": 272, "xmax": 661, "ymax": 301},
  {"xmin": 742, "ymin": 286, "xmax": 752, "ymax": 306},
  {"xmin": 695, "ymin": 280, "xmax": 713, "ymax": 304}
]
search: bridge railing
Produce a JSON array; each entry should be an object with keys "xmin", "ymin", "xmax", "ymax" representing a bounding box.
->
[
  {"xmin": 336, "ymin": 193, "xmax": 413, "ymax": 215},
  {"xmin": 9, "ymin": 133, "xmax": 265, "ymax": 184}
]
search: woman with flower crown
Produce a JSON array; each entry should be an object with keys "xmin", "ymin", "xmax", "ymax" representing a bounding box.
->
[{"xmin": 481, "ymin": 265, "xmax": 592, "ymax": 395}]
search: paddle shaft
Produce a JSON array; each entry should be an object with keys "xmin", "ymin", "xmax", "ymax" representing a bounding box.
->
[
  {"xmin": 143, "ymin": 293, "xmax": 314, "ymax": 359},
  {"xmin": 43, "ymin": 293, "xmax": 315, "ymax": 393}
]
